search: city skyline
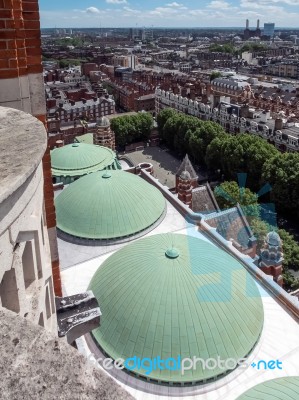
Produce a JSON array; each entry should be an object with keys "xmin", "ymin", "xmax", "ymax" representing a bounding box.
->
[{"xmin": 39, "ymin": 0, "xmax": 299, "ymax": 28}]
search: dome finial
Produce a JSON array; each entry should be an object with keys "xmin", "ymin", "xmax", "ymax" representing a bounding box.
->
[{"xmin": 165, "ymin": 246, "xmax": 180, "ymax": 259}]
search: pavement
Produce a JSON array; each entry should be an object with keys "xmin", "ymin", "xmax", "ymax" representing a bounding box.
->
[{"xmin": 124, "ymin": 147, "xmax": 182, "ymax": 188}]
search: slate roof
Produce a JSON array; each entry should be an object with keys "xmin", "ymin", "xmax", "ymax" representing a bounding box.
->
[
  {"xmin": 192, "ymin": 183, "xmax": 220, "ymax": 214},
  {"xmin": 204, "ymin": 204, "xmax": 255, "ymax": 249}
]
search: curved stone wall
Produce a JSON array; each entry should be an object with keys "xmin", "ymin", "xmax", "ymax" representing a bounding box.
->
[{"xmin": 0, "ymin": 107, "xmax": 56, "ymax": 332}]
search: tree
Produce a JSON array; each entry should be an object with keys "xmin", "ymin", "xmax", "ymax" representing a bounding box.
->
[
  {"xmin": 206, "ymin": 134, "xmax": 278, "ymax": 189},
  {"xmin": 157, "ymin": 109, "xmax": 225, "ymax": 161},
  {"xmin": 282, "ymin": 270, "xmax": 299, "ymax": 291},
  {"xmin": 214, "ymin": 181, "xmax": 260, "ymax": 218},
  {"xmin": 209, "ymin": 43, "xmax": 235, "ymax": 54},
  {"xmin": 110, "ymin": 113, "xmax": 153, "ymax": 147},
  {"xmin": 277, "ymin": 228, "xmax": 299, "ymax": 271},
  {"xmin": 262, "ymin": 153, "xmax": 299, "ymax": 219},
  {"xmin": 173, "ymin": 115, "xmax": 203, "ymax": 155},
  {"xmin": 205, "ymin": 136, "xmax": 224, "ymax": 172},
  {"xmin": 210, "ymin": 71, "xmax": 222, "ymax": 82},
  {"xmin": 162, "ymin": 114, "xmax": 181, "ymax": 149},
  {"xmin": 187, "ymin": 122, "xmax": 226, "ymax": 164},
  {"xmin": 156, "ymin": 108, "xmax": 178, "ymax": 136},
  {"xmin": 250, "ymin": 218, "xmax": 272, "ymax": 253}
]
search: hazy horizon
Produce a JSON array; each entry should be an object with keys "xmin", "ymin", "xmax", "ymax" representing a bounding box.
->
[{"xmin": 39, "ymin": 1, "xmax": 299, "ymax": 29}]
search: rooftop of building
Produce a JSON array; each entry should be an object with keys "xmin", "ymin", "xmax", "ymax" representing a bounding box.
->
[
  {"xmin": 88, "ymin": 232, "xmax": 263, "ymax": 385},
  {"xmin": 176, "ymin": 154, "xmax": 198, "ymax": 180},
  {"xmin": 74, "ymin": 133, "xmax": 94, "ymax": 145},
  {"xmin": 61, "ymin": 217, "xmax": 299, "ymax": 398},
  {"xmin": 192, "ymin": 183, "xmax": 220, "ymax": 214},
  {"xmin": 136, "ymin": 93, "xmax": 156, "ymax": 101},
  {"xmin": 55, "ymin": 170, "xmax": 166, "ymax": 242},
  {"xmin": 51, "ymin": 142, "xmax": 119, "ymax": 177},
  {"xmin": 0, "ymin": 107, "xmax": 47, "ymax": 204},
  {"xmin": 236, "ymin": 377, "xmax": 299, "ymax": 400},
  {"xmin": 204, "ymin": 205, "xmax": 255, "ymax": 250},
  {"xmin": 48, "ymin": 96, "xmax": 115, "ymax": 114}
]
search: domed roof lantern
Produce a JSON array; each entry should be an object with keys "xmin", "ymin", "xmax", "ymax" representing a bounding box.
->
[
  {"xmin": 180, "ymin": 170, "xmax": 191, "ymax": 181},
  {"xmin": 97, "ymin": 116, "xmax": 110, "ymax": 127},
  {"xmin": 267, "ymin": 231, "xmax": 281, "ymax": 247}
]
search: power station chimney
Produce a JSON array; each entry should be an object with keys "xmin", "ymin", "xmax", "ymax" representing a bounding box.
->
[
  {"xmin": 257, "ymin": 19, "xmax": 260, "ymax": 29},
  {"xmin": 246, "ymin": 19, "xmax": 249, "ymax": 29}
]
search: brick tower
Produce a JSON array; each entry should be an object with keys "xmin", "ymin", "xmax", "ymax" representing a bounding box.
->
[
  {"xmin": 259, "ymin": 231, "xmax": 283, "ymax": 287},
  {"xmin": 177, "ymin": 170, "xmax": 192, "ymax": 207},
  {"xmin": 95, "ymin": 116, "xmax": 115, "ymax": 150},
  {"xmin": 175, "ymin": 154, "xmax": 198, "ymax": 192},
  {"xmin": 0, "ymin": 0, "xmax": 62, "ymax": 296}
]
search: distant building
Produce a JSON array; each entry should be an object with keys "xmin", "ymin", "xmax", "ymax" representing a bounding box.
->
[
  {"xmin": 155, "ymin": 87, "xmax": 299, "ymax": 153},
  {"xmin": 244, "ymin": 19, "xmax": 261, "ymax": 40},
  {"xmin": 263, "ymin": 23, "xmax": 275, "ymax": 38}
]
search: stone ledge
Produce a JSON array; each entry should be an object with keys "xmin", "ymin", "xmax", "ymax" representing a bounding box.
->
[
  {"xmin": 0, "ymin": 106, "xmax": 47, "ymax": 204},
  {"xmin": 0, "ymin": 307, "xmax": 134, "ymax": 400}
]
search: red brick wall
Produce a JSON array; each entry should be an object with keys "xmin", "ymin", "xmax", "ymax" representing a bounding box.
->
[
  {"xmin": 0, "ymin": 0, "xmax": 62, "ymax": 296},
  {"xmin": 0, "ymin": 0, "xmax": 44, "ymax": 79}
]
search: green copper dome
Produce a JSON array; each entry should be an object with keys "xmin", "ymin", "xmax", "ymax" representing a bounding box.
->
[
  {"xmin": 89, "ymin": 233, "xmax": 264, "ymax": 385},
  {"xmin": 237, "ymin": 377, "xmax": 299, "ymax": 400},
  {"xmin": 55, "ymin": 170, "xmax": 166, "ymax": 241},
  {"xmin": 51, "ymin": 142, "xmax": 121, "ymax": 184}
]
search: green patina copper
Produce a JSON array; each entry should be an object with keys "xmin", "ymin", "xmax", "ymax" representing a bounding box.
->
[
  {"xmin": 51, "ymin": 142, "xmax": 121, "ymax": 181},
  {"xmin": 89, "ymin": 233, "xmax": 264, "ymax": 384},
  {"xmin": 55, "ymin": 170, "xmax": 166, "ymax": 240},
  {"xmin": 237, "ymin": 377, "xmax": 299, "ymax": 400}
]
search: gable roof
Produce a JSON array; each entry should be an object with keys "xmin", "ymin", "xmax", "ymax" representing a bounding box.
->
[
  {"xmin": 192, "ymin": 183, "xmax": 220, "ymax": 213},
  {"xmin": 204, "ymin": 204, "xmax": 256, "ymax": 250},
  {"xmin": 176, "ymin": 154, "xmax": 198, "ymax": 180}
]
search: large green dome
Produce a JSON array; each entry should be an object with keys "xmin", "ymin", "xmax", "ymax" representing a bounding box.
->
[
  {"xmin": 55, "ymin": 170, "xmax": 166, "ymax": 241},
  {"xmin": 88, "ymin": 233, "xmax": 264, "ymax": 385},
  {"xmin": 237, "ymin": 377, "xmax": 299, "ymax": 400},
  {"xmin": 51, "ymin": 142, "xmax": 121, "ymax": 184}
]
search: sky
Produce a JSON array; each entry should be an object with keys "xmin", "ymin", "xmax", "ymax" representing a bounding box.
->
[{"xmin": 39, "ymin": 1, "xmax": 299, "ymax": 28}]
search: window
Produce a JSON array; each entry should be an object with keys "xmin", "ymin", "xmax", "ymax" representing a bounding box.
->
[
  {"xmin": 45, "ymin": 286, "xmax": 51, "ymax": 319},
  {"xmin": 0, "ymin": 268, "xmax": 20, "ymax": 313},
  {"xmin": 38, "ymin": 312, "xmax": 44, "ymax": 327},
  {"xmin": 22, "ymin": 241, "xmax": 35, "ymax": 289}
]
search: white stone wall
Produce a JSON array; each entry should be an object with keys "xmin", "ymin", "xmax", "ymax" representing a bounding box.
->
[{"xmin": 0, "ymin": 110, "xmax": 57, "ymax": 333}]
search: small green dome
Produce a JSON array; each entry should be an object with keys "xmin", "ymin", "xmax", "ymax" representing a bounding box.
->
[
  {"xmin": 267, "ymin": 231, "xmax": 281, "ymax": 247},
  {"xmin": 237, "ymin": 377, "xmax": 299, "ymax": 400},
  {"xmin": 51, "ymin": 143, "xmax": 121, "ymax": 182},
  {"xmin": 165, "ymin": 247, "xmax": 180, "ymax": 258},
  {"xmin": 89, "ymin": 233, "xmax": 264, "ymax": 385},
  {"xmin": 55, "ymin": 170, "xmax": 166, "ymax": 241}
]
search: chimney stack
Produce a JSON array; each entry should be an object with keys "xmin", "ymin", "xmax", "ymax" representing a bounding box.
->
[
  {"xmin": 275, "ymin": 118, "xmax": 283, "ymax": 131},
  {"xmin": 246, "ymin": 19, "xmax": 249, "ymax": 29},
  {"xmin": 257, "ymin": 19, "xmax": 260, "ymax": 29}
]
